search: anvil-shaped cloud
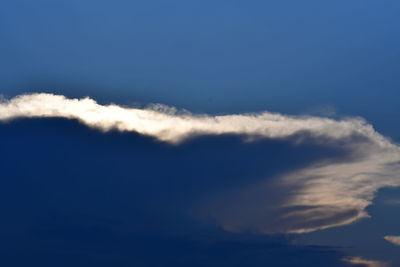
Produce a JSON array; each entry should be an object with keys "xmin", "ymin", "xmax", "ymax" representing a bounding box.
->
[{"xmin": 1, "ymin": 93, "xmax": 400, "ymax": 234}]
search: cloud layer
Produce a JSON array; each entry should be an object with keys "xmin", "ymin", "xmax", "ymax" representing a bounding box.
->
[{"xmin": 1, "ymin": 93, "xmax": 400, "ymax": 234}]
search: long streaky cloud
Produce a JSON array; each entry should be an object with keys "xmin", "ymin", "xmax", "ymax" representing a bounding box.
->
[
  {"xmin": 1, "ymin": 93, "xmax": 400, "ymax": 234},
  {"xmin": 0, "ymin": 93, "xmax": 387, "ymax": 144}
]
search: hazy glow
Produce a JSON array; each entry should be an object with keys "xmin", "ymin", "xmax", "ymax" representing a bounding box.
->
[
  {"xmin": 384, "ymin": 236, "xmax": 400, "ymax": 246},
  {"xmin": 343, "ymin": 257, "xmax": 388, "ymax": 267},
  {"xmin": 1, "ymin": 93, "xmax": 400, "ymax": 234}
]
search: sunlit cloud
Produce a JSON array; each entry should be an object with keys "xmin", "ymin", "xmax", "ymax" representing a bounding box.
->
[
  {"xmin": 1, "ymin": 93, "xmax": 400, "ymax": 234},
  {"xmin": 384, "ymin": 236, "xmax": 400, "ymax": 246},
  {"xmin": 343, "ymin": 256, "xmax": 388, "ymax": 267},
  {"xmin": 0, "ymin": 93, "xmax": 385, "ymax": 144}
]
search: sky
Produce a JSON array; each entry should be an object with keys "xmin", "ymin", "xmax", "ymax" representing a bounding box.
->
[{"xmin": 1, "ymin": 1, "xmax": 400, "ymax": 266}]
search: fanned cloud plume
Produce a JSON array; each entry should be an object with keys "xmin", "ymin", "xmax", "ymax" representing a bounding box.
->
[{"xmin": 1, "ymin": 93, "xmax": 400, "ymax": 234}]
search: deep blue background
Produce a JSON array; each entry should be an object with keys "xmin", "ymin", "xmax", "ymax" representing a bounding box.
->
[{"xmin": 0, "ymin": 118, "xmax": 357, "ymax": 266}]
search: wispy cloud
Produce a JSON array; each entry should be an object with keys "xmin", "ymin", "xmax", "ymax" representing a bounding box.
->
[
  {"xmin": 1, "ymin": 93, "xmax": 400, "ymax": 234},
  {"xmin": 343, "ymin": 256, "xmax": 388, "ymax": 267},
  {"xmin": 384, "ymin": 236, "xmax": 400, "ymax": 246}
]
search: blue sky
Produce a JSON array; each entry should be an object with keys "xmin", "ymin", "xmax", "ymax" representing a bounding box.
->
[
  {"xmin": 2, "ymin": 1, "xmax": 400, "ymax": 132},
  {"xmin": 1, "ymin": 1, "xmax": 400, "ymax": 266}
]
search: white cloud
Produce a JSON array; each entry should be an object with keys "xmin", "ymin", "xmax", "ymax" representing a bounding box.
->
[
  {"xmin": 1, "ymin": 93, "xmax": 400, "ymax": 234},
  {"xmin": 0, "ymin": 93, "xmax": 384, "ymax": 144},
  {"xmin": 384, "ymin": 236, "xmax": 400, "ymax": 246}
]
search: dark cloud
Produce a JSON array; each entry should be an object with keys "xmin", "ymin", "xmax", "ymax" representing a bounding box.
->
[
  {"xmin": 0, "ymin": 118, "xmax": 370, "ymax": 266},
  {"xmin": 1, "ymin": 93, "xmax": 399, "ymax": 266},
  {"xmin": 1, "ymin": 94, "xmax": 400, "ymax": 234}
]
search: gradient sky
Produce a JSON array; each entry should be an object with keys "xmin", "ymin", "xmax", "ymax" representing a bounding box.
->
[
  {"xmin": 1, "ymin": 1, "xmax": 400, "ymax": 266},
  {"xmin": 1, "ymin": 1, "xmax": 400, "ymax": 134}
]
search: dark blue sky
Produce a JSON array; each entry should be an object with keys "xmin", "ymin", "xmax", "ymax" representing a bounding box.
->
[{"xmin": 1, "ymin": 1, "xmax": 400, "ymax": 266}]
